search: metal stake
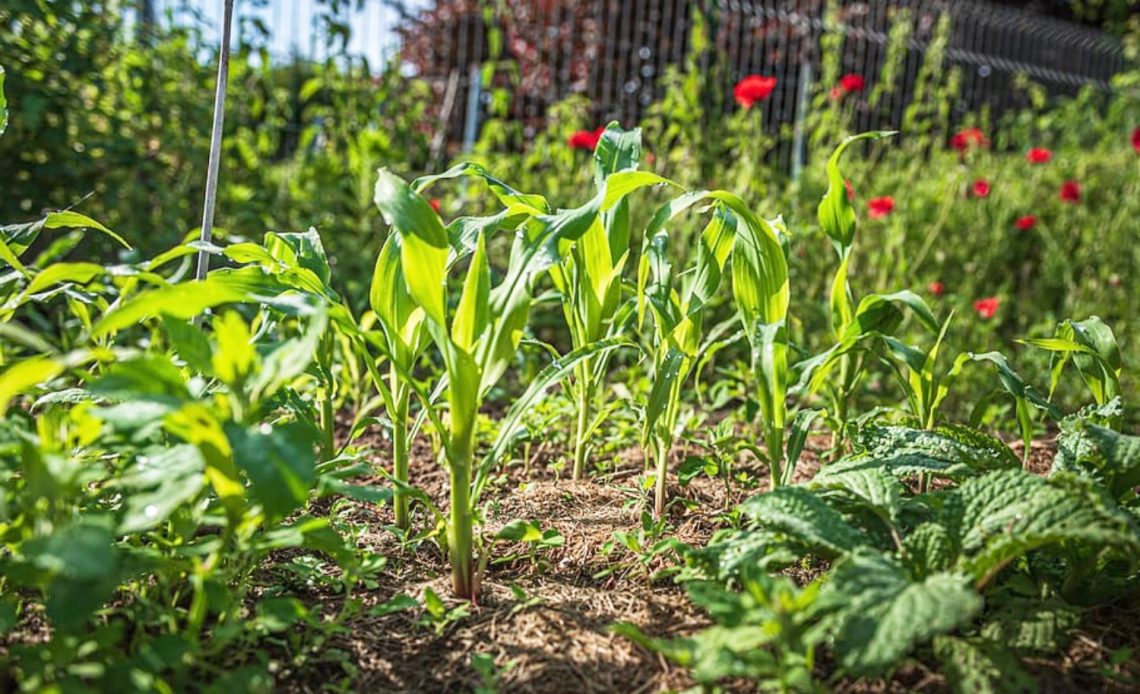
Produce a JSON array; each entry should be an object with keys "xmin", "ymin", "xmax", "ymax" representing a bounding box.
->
[{"xmin": 194, "ymin": 0, "xmax": 235, "ymax": 282}]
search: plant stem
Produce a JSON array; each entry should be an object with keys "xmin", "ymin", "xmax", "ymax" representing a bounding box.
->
[
  {"xmin": 653, "ymin": 436, "xmax": 668, "ymax": 517},
  {"xmin": 320, "ymin": 388, "xmax": 336, "ymax": 458},
  {"xmin": 391, "ymin": 370, "xmax": 410, "ymax": 530},
  {"xmin": 448, "ymin": 421, "xmax": 476, "ymax": 600},
  {"xmin": 571, "ymin": 369, "xmax": 592, "ymax": 480}
]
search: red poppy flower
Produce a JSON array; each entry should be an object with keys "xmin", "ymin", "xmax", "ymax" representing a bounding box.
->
[
  {"xmin": 1059, "ymin": 180, "xmax": 1081, "ymax": 204},
  {"xmin": 1132, "ymin": 127, "xmax": 1140, "ymax": 154},
  {"xmin": 971, "ymin": 179, "xmax": 991, "ymax": 198},
  {"xmin": 973, "ymin": 296, "xmax": 1000, "ymax": 320},
  {"xmin": 838, "ymin": 73, "xmax": 866, "ymax": 93},
  {"xmin": 949, "ymin": 127, "xmax": 989, "ymax": 152},
  {"xmin": 733, "ymin": 75, "xmax": 777, "ymax": 109},
  {"xmin": 844, "ymin": 179, "xmax": 855, "ymax": 201},
  {"xmin": 429, "ymin": 198, "xmax": 442, "ymax": 214},
  {"xmin": 868, "ymin": 196, "xmax": 894, "ymax": 219},
  {"xmin": 1026, "ymin": 147, "xmax": 1053, "ymax": 164},
  {"xmin": 567, "ymin": 126, "xmax": 606, "ymax": 151},
  {"xmin": 1015, "ymin": 215, "xmax": 1037, "ymax": 231},
  {"xmin": 928, "ymin": 281, "xmax": 945, "ymax": 297}
]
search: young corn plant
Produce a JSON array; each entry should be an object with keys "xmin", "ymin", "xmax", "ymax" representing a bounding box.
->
[
  {"xmin": 373, "ymin": 165, "xmax": 660, "ymax": 598},
  {"xmin": 548, "ymin": 124, "xmax": 656, "ymax": 480},
  {"xmin": 797, "ymin": 132, "xmax": 940, "ymax": 445},
  {"xmin": 367, "ymin": 232, "xmax": 428, "ymax": 529},
  {"xmin": 638, "ymin": 189, "xmax": 787, "ymax": 516}
]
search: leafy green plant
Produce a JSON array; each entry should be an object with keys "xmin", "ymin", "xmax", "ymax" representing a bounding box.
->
[
  {"xmin": 637, "ymin": 187, "xmax": 787, "ymax": 515},
  {"xmin": 371, "ymin": 164, "xmax": 657, "ymax": 598},
  {"xmin": 547, "ymin": 124, "xmax": 651, "ymax": 480}
]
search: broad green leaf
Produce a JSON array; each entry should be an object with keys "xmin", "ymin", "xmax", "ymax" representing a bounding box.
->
[
  {"xmin": 0, "ymin": 357, "xmax": 66, "ymax": 413},
  {"xmin": 1053, "ymin": 412, "xmax": 1140, "ymax": 501},
  {"xmin": 820, "ymin": 550, "xmax": 981, "ymax": 676},
  {"xmin": 161, "ymin": 315, "xmax": 213, "ymax": 374},
  {"xmin": 211, "ymin": 311, "xmax": 258, "ymax": 388},
  {"xmin": 226, "ymin": 422, "xmax": 318, "ymax": 521},
  {"xmin": 948, "ymin": 469, "xmax": 1140, "ymax": 582},
  {"xmin": 979, "ymin": 595, "xmax": 1081, "ymax": 654},
  {"xmin": 92, "ymin": 271, "xmax": 279, "ymax": 337},
  {"xmin": 846, "ymin": 424, "xmax": 1019, "ymax": 480},
  {"xmin": 933, "ymin": 636, "xmax": 1038, "ymax": 694},
  {"xmin": 495, "ymin": 520, "xmax": 544, "ymax": 543},
  {"xmin": 23, "ymin": 262, "xmax": 105, "ymax": 296},
  {"xmin": 810, "ymin": 466, "xmax": 904, "ymax": 525},
  {"xmin": 265, "ymin": 227, "xmax": 332, "ymax": 289},
  {"xmin": 115, "ymin": 445, "xmax": 207, "ymax": 534},
  {"xmin": 251, "ymin": 307, "xmax": 328, "ymax": 403},
  {"xmin": 740, "ymin": 486, "xmax": 871, "ymax": 557},
  {"xmin": 24, "ymin": 519, "xmax": 120, "ymax": 629}
]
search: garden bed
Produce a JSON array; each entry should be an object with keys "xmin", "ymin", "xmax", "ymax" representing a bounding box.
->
[{"xmin": 253, "ymin": 432, "xmax": 1140, "ymax": 693}]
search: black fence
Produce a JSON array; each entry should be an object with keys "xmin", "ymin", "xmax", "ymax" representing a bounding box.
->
[{"xmin": 153, "ymin": 0, "xmax": 1128, "ymax": 148}]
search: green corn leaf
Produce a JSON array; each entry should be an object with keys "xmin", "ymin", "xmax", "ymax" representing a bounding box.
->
[
  {"xmin": 844, "ymin": 290, "xmax": 938, "ymax": 339},
  {"xmin": 817, "ymin": 131, "xmax": 896, "ymax": 251},
  {"xmin": 370, "ymin": 233, "xmax": 426, "ymax": 360},
  {"xmin": 740, "ymin": 486, "xmax": 871, "ymax": 557},
  {"xmin": 474, "ymin": 337, "xmax": 635, "ymax": 500},
  {"xmin": 413, "ymin": 161, "xmax": 548, "ymax": 212},
  {"xmin": 593, "ymin": 123, "xmax": 641, "ymax": 186},
  {"xmin": 643, "ymin": 346, "xmax": 687, "ymax": 442},
  {"xmin": 1032, "ymin": 316, "xmax": 1122, "ymax": 406},
  {"xmin": 374, "ymin": 168, "xmax": 450, "ymax": 328},
  {"xmin": 451, "ymin": 232, "xmax": 490, "ymax": 353},
  {"xmin": 785, "ymin": 407, "xmax": 824, "ymax": 477},
  {"xmin": 820, "ymin": 550, "xmax": 981, "ymax": 676},
  {"xmin": 934, "ymin": 352, "xmax": 1060, "ymax": 448}
]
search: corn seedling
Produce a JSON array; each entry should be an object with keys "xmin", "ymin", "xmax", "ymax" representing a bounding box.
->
[
  {"xmin": 548, "ymin": 124, "xmax": 653, "ymax": 480},
  {"xmin": 372, "ymin": 165, "xmax": 661, "ymax": 598},
  {"xmin": 637, "ymin": 187, "xmax": 787, "ymax": 515}
]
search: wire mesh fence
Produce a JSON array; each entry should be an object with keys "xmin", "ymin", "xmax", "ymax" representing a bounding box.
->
[{"xmin": 148, "ymin": 0, "xmax": 1128, "ymax": 153}]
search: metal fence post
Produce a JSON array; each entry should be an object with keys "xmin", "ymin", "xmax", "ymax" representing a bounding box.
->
[{"xmin": 194, "ymin": 0, "xmax": 235, "ymax": 282}]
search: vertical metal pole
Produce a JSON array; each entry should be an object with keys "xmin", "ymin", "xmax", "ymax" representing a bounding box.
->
[
  {"xmin": 194, "ymin": 0, "xmax": 235, "ymax": 282},
  {"xmin": 462, "ymin": 63, "xmax": 482, "ymax": 154},
  {"xmin": 792, "ymin": 61, "xmax": 812, "ymax": 182}
]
